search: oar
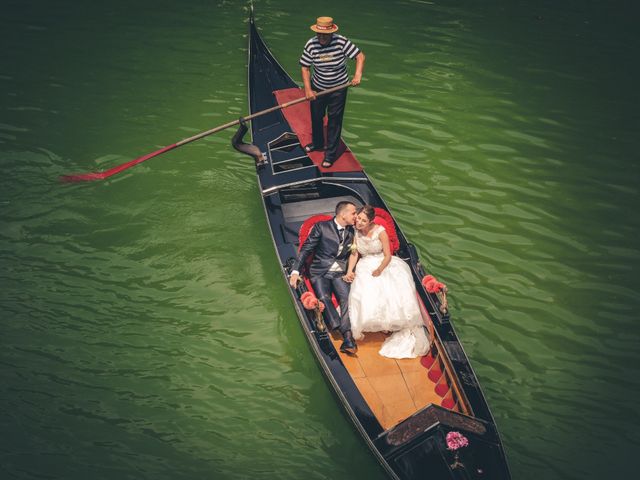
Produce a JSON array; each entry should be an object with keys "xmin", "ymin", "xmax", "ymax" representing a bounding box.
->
[{"xmin": 60, "ymin": 83, "xmax": 351, "ymax": 182}]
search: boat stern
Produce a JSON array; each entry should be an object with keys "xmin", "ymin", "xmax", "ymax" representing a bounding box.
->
[{"xmin": 374, "ymin": 405, "xmax": 511, "ymax": 480}]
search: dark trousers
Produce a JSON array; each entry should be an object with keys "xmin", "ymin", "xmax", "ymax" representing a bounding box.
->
[
  {"xmin": 310, "ymin": 84, "xmax": 347, "ymax": 163},
  {"xmin": 310, "ymin": 271, "xmax": 351, "ymax": 335}
]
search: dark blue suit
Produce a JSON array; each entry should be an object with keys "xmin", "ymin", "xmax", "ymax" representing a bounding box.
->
[{"xmin": 293, "ymin": 219, "xmax": 354, "ymax": 334}]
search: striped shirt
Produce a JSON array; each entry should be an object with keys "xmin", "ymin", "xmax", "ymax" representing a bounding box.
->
[{"xmin": 299, "ymin": 34, "xmax": 361, "ymax": 89}]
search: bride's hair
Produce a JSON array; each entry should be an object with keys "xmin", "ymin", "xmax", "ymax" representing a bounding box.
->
[{"xmin": 357, "ymin": 205, "xmax": 376, "ymax": 221}]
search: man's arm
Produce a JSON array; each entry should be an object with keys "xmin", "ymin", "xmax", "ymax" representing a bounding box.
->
[
  {"xmin": 301, "ymin": 66, "xmax": 316, "ymax": 100},
  {"xmin": 344, "ymin": 248, "xmax": 359, "ymax": 283},
  {"xmin": 289, "ymin": 223, "xmax": 322, "ymax": 287},
  {"xmin": 351, "ymin": 52, "xmax": 365, "ymax": 86}
]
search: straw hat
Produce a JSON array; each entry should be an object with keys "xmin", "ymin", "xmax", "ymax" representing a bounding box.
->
[{"xmin": 310, "ymin": 16, "xmax": 339, "ymax": 34}]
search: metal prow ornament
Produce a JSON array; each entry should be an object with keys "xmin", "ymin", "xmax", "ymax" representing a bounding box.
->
[{"xmin": 231, "ymin": 118, "xmax": 266, "ymax": 165}]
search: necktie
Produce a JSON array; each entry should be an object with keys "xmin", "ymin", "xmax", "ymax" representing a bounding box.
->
[{"xmin": 338, "ymin": 228, "xmax": 345, "ymax": 243}]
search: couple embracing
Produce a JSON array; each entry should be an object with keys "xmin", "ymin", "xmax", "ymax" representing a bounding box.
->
[{"xmin": 289, "ymin": 202, "xmax": 429, "ymax": 358}]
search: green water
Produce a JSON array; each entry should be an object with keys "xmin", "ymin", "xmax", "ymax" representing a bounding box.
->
[{"xmin": 1, "ymin": 1, "xmax": 639, "ymax": 478}]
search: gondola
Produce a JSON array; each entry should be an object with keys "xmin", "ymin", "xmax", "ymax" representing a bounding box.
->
[{"xmin": 236, "ymin": 11, "xmax": 512, "ymax": 480}]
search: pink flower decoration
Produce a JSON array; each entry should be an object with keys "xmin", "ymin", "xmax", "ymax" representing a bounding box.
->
[
  {"xmin": 425, "ymin": 280, "xmax": 437, "ymax": 293},
  {"xmin": 421, "ymin": 275, "xmax": 435, "ymax": 288},
  {"xmin": 421, "ymin": 275, "xmax": 447, "ymax": 293},
  {"xmin": 302, "ymin": 294, "xmax": 319, "ymax": 310},
  {"xmin": 446, "ymin": 431, "xmax": 469, "ymax": 451}
]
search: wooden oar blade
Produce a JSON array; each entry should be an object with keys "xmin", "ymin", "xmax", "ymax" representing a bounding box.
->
[
  {"xmin": 60, "ymin": 172, "xmax": 107, "ymax": 182},
  {"xmin": 59, "ymin": 143, "xmax": 179, "ymax": 183},
  {"xmin": 58, "ymin": 83, "xmax": 350, "ymax": 183}
]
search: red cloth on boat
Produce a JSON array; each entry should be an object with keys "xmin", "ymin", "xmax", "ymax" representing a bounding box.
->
[
  {"xmin": 299, "ymin": 214, "xmax": 333, "ymax": 249},
  {"xmin": 299, "ymin": 211, "xmax": 398, "ymax": 255},
  {"xmin": 273, "ymin": 88, "xmax": 363, "ymax": 173},
  {"xmin": 372, "ymin": 208, "xmax": 400, "ymax": 253}
]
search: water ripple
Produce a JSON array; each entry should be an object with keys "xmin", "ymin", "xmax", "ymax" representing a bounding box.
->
[{"xmin": 1, "ymin": 2, "xmax": 639, "ymax": 479}]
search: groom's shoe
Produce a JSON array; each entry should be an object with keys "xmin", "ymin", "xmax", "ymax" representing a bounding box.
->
[{"xmin": 340, "ymin": 330, "xmax": 358, "ymax": 355}]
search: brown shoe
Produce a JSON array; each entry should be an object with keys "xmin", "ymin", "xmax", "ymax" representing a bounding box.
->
[{"xmin": 339, "ymin": 331, "xmax": 358, "ymax": 355}]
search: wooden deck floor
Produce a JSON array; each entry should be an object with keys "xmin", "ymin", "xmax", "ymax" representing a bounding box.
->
[{"xmin": 329, "ymin": 331, "xmax": 442, "ymax": 430}]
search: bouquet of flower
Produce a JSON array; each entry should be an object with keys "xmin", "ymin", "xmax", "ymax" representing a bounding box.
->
[
  {"xmin": 446, "ymin": 431, "xmax": 469, "ymax": 470},
  {"xmin": 421, "ymin": 274, "xmax": 449, "ymax": 313},
  {"xmin": 301, "ymin": 291, "xmax": 326, "ymax": 331}
]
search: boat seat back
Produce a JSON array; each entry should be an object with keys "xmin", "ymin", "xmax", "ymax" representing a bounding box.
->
[
  {"xmin": 298, "ymin": 208, "xmax": 399, "ymax": 255},
  {"xmin": 297, "ymin": 209, "xmax": 399, "ymax": 309},
  {"xmin": 298, "ymin": 214, "xmax": 333, "ymax": 255},
  {"xmin": 371, "ymin": 208, "xmax": 400, "ymax": 253}
]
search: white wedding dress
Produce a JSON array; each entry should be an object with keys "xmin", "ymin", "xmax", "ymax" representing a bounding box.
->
[{"xmin": 348, "ymin": 225, "xmax": 430, "ymax": 359}]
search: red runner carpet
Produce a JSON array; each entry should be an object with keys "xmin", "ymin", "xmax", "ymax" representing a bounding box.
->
[{"xmin": 273, "ymin": 88, "xmax": 363, "ymax": 173}]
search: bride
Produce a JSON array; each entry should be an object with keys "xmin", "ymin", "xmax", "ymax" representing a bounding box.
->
[{"xmin": 344, "ymin": 205, "xmax": 429, "ymax": 359}]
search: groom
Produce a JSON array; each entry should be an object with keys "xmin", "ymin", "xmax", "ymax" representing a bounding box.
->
[{"xmin": 289, "ymin": 201, "xmax": 358, "ymax": 354}]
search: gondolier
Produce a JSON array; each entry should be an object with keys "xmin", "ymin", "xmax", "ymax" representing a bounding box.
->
[{"xmin": 300, "ymin": 16, "xmax": 365, "ymax": 168}]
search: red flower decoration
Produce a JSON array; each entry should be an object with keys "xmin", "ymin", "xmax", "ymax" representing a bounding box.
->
[
  {"xmin": 305, "ymin": 297, "xmax": 318, "ymax": 310},
  {"xmin": 301, "ymin": 291, "xmax": 321, "ymax": 310},
  {"xmin": 422, "ymin": 275, "xmax": 446, "ymax": 293},
  {"xmin": 421, "ymin": 275, "xmax": 436, "ymax": 288}
]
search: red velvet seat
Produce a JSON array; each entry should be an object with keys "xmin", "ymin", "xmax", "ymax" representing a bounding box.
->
[
  {"xmin": 435, "ymin": 374, "xmax": 451, "ymax": 397},
  {"xmin": 296, "ymin": 208, "xmax": 399, "ymax": 309},
  {"xmin": 427, "ymin": 359, "xmax": 444, "ymax": 383},
  {"xmin": 441, "ymin": 390, "xmax": 458, "ymax": 410},
  {"xmin": 297, "ymin": 208, "xmax": 399, "ymax": 253},
  {"xmin": 371, "ymin": 208, "xmax": 399, "ymax": 253},
  {"xmin": 298, "ymin": 214, "xmax": 333, "ymax": 250},
  {"xmin": 420, "ymin": 345, "xmax": 438, "ymax": 369}
]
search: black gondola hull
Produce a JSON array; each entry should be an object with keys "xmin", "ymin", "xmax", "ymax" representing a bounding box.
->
[{"xmin": 245, "ymin": 13, "xmax": 511, "ymax": 480}]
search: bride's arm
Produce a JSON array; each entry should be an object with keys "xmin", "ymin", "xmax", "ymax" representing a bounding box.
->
[{"xmin": 372, "ymin": 230, "xmax": 392, "ymax": 277}]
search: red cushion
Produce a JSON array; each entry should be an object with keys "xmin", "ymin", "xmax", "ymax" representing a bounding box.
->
[
  {"xmin": 298, "ymin": 210, "xmax": 398, "ymax": 252},
  {"xmin": 428, "ymin": 363, "xmax": 444, "ymax": 383},
  {"xmin": 420, "ymin": 350, "xmax": 437, "ymax": 369},
  {"xmin": 298, "ymin": 214, "xmax": 333, "ymax": 250},
  {"xmin": 435, "ymin": 379, "xmax": 450, "ymax": 397},
  {"xmin": 441, "ymin": 396, "xmax": 456, "ymax": 409},
  {"xmin": 297, "ymin": 210, "xmax": 397, "ymax": 306},
  {"xmin": 373, "ymin": 208, "xmax": 400, "ymax": 253}
]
